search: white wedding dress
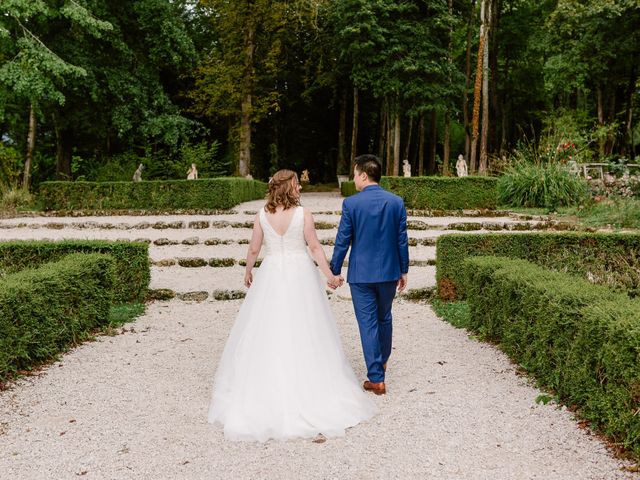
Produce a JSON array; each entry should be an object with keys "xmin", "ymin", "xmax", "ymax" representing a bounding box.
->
[{"xmin": 208, "ymin": 206, "xmax": 376, "ymax": 441}]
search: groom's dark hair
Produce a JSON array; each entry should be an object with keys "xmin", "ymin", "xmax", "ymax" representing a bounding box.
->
[{"xmin": 354, "ymin": 154, "xmax": 382, "ymax": 183}]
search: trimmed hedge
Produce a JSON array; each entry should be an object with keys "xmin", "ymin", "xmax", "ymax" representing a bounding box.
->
[
  {"xmin": 380, "ymin": 176, "xmax": 497, "ymax": 209},
  {"xmin": 436, "ymin": 232, "xmax": 640, "ymax": 299},
  {"xmin": 340, "ymin": 176, "xmax": 497, "ymax": 209},
  {"xmin": 0, "ymin": 240, "xmax": 149, "ymax": 303},
  {"xmin": 39, "ymin": 178, "xmax": 268, "ymax": 211},
  {"xmin": 464, "ymin": 256, "xmax": 640, "ymax": 456},
  {"xmin": 0, "ymin": 253, "xmax": 115, "ymax": 381},
  {"xmin": 341, "ymin": 181, "xmax": 357, "ymax": 197}
]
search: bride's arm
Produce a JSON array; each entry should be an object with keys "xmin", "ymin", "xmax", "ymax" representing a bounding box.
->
[
  {"xmin": 244, "ymin": 213, "xmax": 263, "ymax": 287},
  {"xmin": 303, "ymin": 208, "xmax": 341, "ymax": 285}
]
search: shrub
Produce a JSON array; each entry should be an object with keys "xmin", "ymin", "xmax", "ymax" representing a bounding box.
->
[
  {"xmin": 0, "ymin": 240, "xmax": 149, "ymax": 304},
  {"xmin": 463, "ymin": 256, "xmax": 640, "ymax": 456},
  {"xmin": 0, "ymin": 253, "xmax": 115, "ymax": 381},
  {"xmin": 1, "ymin": 182, "xmax": 33, "ymax": 213},
  {"xmin": 340, "ymin": 181, "xmax": 357, "ymax": 197},
  {"xmin": 497, "ymin": 161, "xmax": 589, "ymax": 210},
  {"xmin": 381, "ymin": 176, "xmax": 497, "ymax": 210},
  {"xmin": 341, "ymin": 176, "xmax": 498, "ymax": 209},
  {"xmin": 436, "ymin": 232, "xmax": 640, "ymax": 299},
  {"xmin": 38, "ymin": 177, "xmax": 267, "ymax": 211}
]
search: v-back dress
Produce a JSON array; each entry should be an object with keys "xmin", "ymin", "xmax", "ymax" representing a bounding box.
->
[{"xmin": 208, "ymin": 206, "xmax": 376, "ymax": 441}]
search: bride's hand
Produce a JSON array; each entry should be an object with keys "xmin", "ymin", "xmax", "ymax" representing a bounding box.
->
[{"xmin": 244, "ymin": 270, "xmax": 253, "ymax": 288}]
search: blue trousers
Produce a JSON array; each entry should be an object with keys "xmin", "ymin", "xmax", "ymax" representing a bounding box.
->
[{"xmin": 349, "ymin": 281, "xmax": 397, "ymax": 383}]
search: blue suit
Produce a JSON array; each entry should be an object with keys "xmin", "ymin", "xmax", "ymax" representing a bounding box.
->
[{"xmin": 330, "ymin": 184, "xmax": 409, "ymax": 383}]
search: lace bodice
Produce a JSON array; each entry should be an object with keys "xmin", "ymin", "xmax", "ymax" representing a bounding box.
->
[{"xmin": 259, "ymin": 206, "xmax": 308, "ymax": 257}]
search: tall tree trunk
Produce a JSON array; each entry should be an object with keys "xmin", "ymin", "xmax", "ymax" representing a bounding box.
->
[
  {"xmin": 23, "ymin": 103, "xmax": 36, "ymax": 190},
  {"xmin": 429, "ymin": 110, "xmax": 437, "ymax": 174},
  {"xmin": 443, "ymin": 0, "xmax": 453, "ymax": 176},
  {"xmin": 463, "ymin": 0, "xmax": 476, "ymax": 164},
  {"xmin": 470, "ymin": 0, "xmax": 487, "ymax": 174},
  {"xmin": 418, "ymin": 113, "xmax": 425, "ymax": 176},
  {"xmin": 54, "ymin": 115, "xmax": 72, "ymax": 180},
  {"xmin": 386, "ymin": 104, "xmax": 393, "ymax": 176},
  {"xmin": 624, "ymin": 67, "xmax": 637, "ymax": 159},
  {"xmin": 596, "ymin": 85, "xmax": 605, "ymax": 157},
  {"xmin": 350, "ymin": 87, "xmax": 359, "ymax": 173},
  {"xmin": 238, "ymin": 17, "xmax": 255, "ymax": 177},
  {"xmin": 378, "ymin": 99, "xmax": 387, "ymax": 162},
  {"xmin": 443, "ymin": 111, "xmax": 451, "ymax": 176},
  {"xmin": 403, "ymin": 116, "xmax": 413, "ymax": 165},
  {"xmin": 393, "ymin": 110, "xmax": 401, "ymax": 176},
  {"xmin": 479, "ymin": 0, "xmax": 492, "ymax": 175},
  {"xmin": 337, "ymin": 87, "xmax": 348, "ymax": 175}
]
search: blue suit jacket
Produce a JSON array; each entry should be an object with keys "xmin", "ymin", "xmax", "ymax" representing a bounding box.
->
[{"xmin": 330, "ymin": 185, "xmax": 409, "ymax": 283}]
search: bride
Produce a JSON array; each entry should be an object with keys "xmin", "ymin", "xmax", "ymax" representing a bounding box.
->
[{"xmin": 208, "ymin": 169, "xmax": 376, "ymax": 441}]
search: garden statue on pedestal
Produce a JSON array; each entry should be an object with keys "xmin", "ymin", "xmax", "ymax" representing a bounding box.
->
[
  {"xmin": 133, "ymin": 164, "xmax": 144, "ymax": 182},
  {"xmin": 456, "ymin": 155, "xmax": 468, "ymax": 177},
  {"xmin": 187, "ymin": 163, "xmax": 198, "ymax": 180},
  {"xmin": 402, "ymin": 159, "xmax": 411, "ymax": 177}
]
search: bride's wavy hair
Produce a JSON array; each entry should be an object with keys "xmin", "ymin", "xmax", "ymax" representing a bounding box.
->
[{"xmin": 265, "ymin": 169, "xmax": 300, "ymax": 213}]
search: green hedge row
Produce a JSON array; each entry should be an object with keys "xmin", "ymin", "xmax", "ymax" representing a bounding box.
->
[
  {"xmin": 341, "ymin": 181, "xmax": 357, "ymax": 197},
  {"xmin": 39, "ymin": 178, "xmax": 268, "ymax": 211},
  {"xmin": 464, "ymin": 256, "xmax": 640, "ymax": 456},
  {"xmin": 341, "ymin": 176, "xmax": 497, "ymax": 210},
  {"xmin": 0, "ymin": 253, "xmax": 115, "ymax": 381},
  {"xmin": 436, "ymin": 232, "xmax": 640, "ymax": 299},
  {"xmin": 0, "ymin": 240, "xmax": 149, "ymax": 303}
]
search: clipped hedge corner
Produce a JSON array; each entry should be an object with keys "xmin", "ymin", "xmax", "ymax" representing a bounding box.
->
[
  {"xmin": 463, "ymin": 256, "xmax": 640, "ymax": 456},
  {"xmin": 0, "ymin": 240, "xmax": 150, "ymax": 304},
  {"xmin": 0, "ymin": 253, "xmax": 115, "ymax": 381}
]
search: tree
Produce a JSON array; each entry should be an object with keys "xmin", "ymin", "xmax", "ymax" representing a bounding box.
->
[{"xmin": 0, "ymin": 0, "xmax": 112, "ymax": 187}]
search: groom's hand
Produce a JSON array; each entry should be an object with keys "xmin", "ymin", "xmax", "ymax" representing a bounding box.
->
[{"xmin": 397, "ymin": 274, "xmax": 408, "ymax": 292}]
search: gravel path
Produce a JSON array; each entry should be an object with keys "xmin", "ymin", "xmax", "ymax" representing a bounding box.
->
[
  {"xmin": 0, "ymin": 300, "xmax": 634, "ymax": 479},
  {"xmin": 0, "ymin": 192, "xmax": 636, "ymax": 479}
]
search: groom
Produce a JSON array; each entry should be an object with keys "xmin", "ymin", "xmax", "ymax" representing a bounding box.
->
[{"xmin": 330, "ymin": 154, "xmax": 409, "ymax": 395}]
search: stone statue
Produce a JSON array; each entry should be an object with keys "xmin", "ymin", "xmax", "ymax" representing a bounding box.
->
[
  {"xmin": 402, "ymin": 159, "xmax": 411, "ymax": 177},
  {"xmin": 133, "ymin": 163, "xmax": 144, "ymax": 182},
  {"xmin": 300, "ymin": 169, "xmax": 310, "ymax": 183},
  {"xmin": 187, "ymin": 163, "xmax": 198, "ymax": 180},
  {"xmin": 456, "ymin": 154, "xmax": 468, "ymax": 177}
]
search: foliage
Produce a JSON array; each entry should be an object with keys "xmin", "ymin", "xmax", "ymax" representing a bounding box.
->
[
  {"xmin": 0, "ymin": 143, "xmax": 24, "ymax": 185},
  {"xmin": 0, "ymin": 181, "xmax": 33, "ymax": 212},
  {"xmin": 566, "ymin": 196, "xmax": 640, "ymax": 230},
  {"xmin": 436, "ymin": 232, "xmax": 640, "ymax": 300},
  {"xmin": 463, "ymin": 256, "xmax": 640, "ymax": 457},
  {"xmin": 431, "ymin": 299, "xmax": 471, "ymax": 329},
  {"xmin": 341, "ymin": 181, "xmax": 357, "ymax": 197},
  {"xmin": 380, "ymin": 176, "xmax": 498, "ymax": 210},
  {"xmin": 588, "ymin": 175, "xmax": 640, "ymax": 200},
  {"xmin": 0, "ymin": 240, "xmax": 149, "ymax": 304},
  {"xmin": 108, "ymin": 303, "xmax": 146, "ymax": 330},
  {"xmin": 38, "ymin": 178, "xmax": 267, "ymax": 211},
  {"xmin": 0, "ymin": 253, "xmax": 114, "ymax": 382},
  {"xmin": 497, "ymin": 161, "xmax": 589, "ymax": 210}
]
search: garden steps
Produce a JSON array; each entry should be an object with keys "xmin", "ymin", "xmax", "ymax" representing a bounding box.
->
[{"xmin": 148, "ymin": 264, "xmax": 436, "ymax": 302}]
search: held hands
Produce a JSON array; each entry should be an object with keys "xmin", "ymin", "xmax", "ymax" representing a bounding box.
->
[
  {"xmin": 397, "ymin": 274, "xmax": 408, "ymax": 292},
  {"xmin": 244, "ymin": 270, "xmax": 253, "ymax": 288},
  {"xmin": 327, "ymin": 275, "xmax": 344, "ymax": 290}
]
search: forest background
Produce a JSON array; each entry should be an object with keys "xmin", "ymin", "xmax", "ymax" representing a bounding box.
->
[{"xmin": 1, "ymin": 0, "xmax": 639, "ymax": 188}]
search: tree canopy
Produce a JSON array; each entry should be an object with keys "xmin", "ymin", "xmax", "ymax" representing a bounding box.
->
[{"xmin": 0, "ymin": 0, "xmax": 638, "ymax": 186}]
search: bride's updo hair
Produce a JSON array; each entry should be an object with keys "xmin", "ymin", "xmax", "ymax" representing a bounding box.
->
[{"xmin": 265, "ymin": 169, "xmax": 300, "ymax": 213}]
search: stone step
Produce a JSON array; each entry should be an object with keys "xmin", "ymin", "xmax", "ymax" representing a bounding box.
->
[
  {"xmin": 149, "ymin": 264, "xmax": 436, "ymax": 301},
  {"xmin": 145, "ymin": 244, "xmax": 436, "ymax": 263},
  {"xmin": 0, "ymin": 217, "xmax": 552, "ymax": 231}
]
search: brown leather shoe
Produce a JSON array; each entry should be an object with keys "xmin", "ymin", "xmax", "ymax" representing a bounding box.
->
[{"xmin": 363, "ymin": 381, "xmax": 386, "ymax": 395}]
